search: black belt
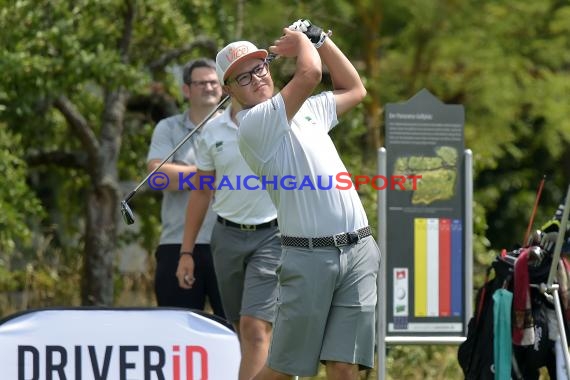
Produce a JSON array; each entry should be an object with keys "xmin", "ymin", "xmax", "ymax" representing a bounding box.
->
[
  {"xmin": 281, "ymin": 226, "xmax": 372, "ymax": 248},
  {"xmin": 217, "ymin": 216, "xmax": 278, "ymax": 231}
]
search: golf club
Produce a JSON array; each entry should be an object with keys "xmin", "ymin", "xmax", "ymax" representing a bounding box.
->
[
  {"xmin": 523, "ymin": 175, "xmax": 546, "ymax": 246},
  {"xmin": 121, "ymin": 95, "xmax": 230, "ymax": 225},
  {"xmin": 121, "ymin": 52, "xmax": 279, "ymax": 225}
]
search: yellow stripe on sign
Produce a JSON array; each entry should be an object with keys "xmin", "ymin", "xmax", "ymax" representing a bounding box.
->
[{"xmin": 414, "ymin": 218, "xmax": 428, "ymax": 317}]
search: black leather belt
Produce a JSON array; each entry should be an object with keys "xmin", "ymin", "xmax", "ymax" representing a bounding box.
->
[
  {"xmin": 281, "ymin": 226, "xmax": 372, "ymax": 248},
  {"xmin": 217, "ymin": 216, "xmax": 278, "ymax": 231}
]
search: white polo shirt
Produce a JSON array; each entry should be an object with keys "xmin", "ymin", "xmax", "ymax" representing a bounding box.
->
[
  {"xmin": 196, "ymin": 107, "xmax": 277, "ymax": 225},
  {"xmin": 237, "ymin": 91, "xmax": 368, "ymax": 237}
]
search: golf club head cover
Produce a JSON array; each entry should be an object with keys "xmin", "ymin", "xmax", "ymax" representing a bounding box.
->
[
  {"xmin": 288, "ymin": 19, "xmax": 328, "ymax": 49},
  {"xmin": 540, "ymin": 230, "xmax": 557, "ymax": 254},
  {"xmin": 540, "ymin": 218, "xmax": 570, "ymax": 254}
]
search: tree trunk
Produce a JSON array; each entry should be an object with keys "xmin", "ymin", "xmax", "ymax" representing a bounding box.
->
[
  {"xmin": 80, "ymin": 0, "xmax": 134, "ymax": 304},
  {"xmin": 81, "ymin": 89, "xmax": 127, "ymax": 306},
  {"xmin": 82, "ymin": 185, "xmax": 119, "ymax": 305},
  {"xmin": 355, "ymin": 1, "xmax": 383, "ymax": 159}
]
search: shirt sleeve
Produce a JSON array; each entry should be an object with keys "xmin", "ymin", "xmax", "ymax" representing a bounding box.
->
[
  {"xmin": 194, "ymin": 130, "xmax": 215, "ymax": 171},
  {"xmin": 147, "ymin": 118, "xmax": 174, "ymax": 163},
  {"xmin": 237, "ymin": 94, "xmax": 289, "ymax": 170}
]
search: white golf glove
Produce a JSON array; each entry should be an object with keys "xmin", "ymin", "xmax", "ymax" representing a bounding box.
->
[{"xmin": 288, "ymin": 19, "xmax": 328, "ymax": 49}]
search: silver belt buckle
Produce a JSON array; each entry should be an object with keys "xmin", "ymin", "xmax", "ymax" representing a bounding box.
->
[{"xmin": 332, "ymin": 233, "xmax": 342, "ymax": 247}]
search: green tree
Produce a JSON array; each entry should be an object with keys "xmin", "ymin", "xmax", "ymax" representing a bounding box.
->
[
  {"xmin": 0, "ymin": 125, "xmax": 44, "ymax": 253},
  {"xmin": 2, "ymin": 1, "xmax": 570, "ymax": 376},
  {"xmin": 376, "ymin": 0, "xmax": 570, "ymax": 250},
  {"xmin": 0, "ymin": 0, "xmax": 219, "ymax": 305}
]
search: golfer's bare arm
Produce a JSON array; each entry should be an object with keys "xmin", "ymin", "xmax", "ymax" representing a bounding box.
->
[
  {"xmin": 176, "ymin": 169, "xmax": 215, "ymax": 288},
  {"xmin": 270, "ymin": 28, "xmax": 322, "ymax": 121},
  {"xmin": 147, "ymin": 160, "xmax": 197, "ymax": 191},
  {"xmin": 180, "ymin": 169, "xmax": 215, "ymax": 254},
  {"xmin": 316, "ymin": 38, "xmax": 367, "ymax": 116}
]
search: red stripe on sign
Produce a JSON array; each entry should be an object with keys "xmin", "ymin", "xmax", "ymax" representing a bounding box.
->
[{"xmin": 439, "ymin": 218, "xmax": 451, "ymax": 316}]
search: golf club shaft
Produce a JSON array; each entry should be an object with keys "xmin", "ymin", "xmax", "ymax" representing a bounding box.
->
[
  {"xmin": 523, "ymin": 175, "xmax": 546, "ymax": 246},
  {"xmin": 123, "ymin": 51, "xmax": 279, "ymax": 205},
  {"xmin": 123, "ymin": 95, "xmax": 230, "ymax": 203}
]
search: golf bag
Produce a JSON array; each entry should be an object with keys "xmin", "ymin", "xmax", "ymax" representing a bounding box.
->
[{"xmin": 458, "ymin": 247, "xmax": 569, "ymax": 379}]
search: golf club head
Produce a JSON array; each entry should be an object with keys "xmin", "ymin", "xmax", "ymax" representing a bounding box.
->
[{"xmin": 121, "ymin": 200, "xmax": 135, "ymax": 225}]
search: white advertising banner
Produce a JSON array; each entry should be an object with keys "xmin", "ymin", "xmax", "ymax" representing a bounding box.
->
[{"xmin": 0, "ymin": 308, "xmax": 240, "ymax": 380}]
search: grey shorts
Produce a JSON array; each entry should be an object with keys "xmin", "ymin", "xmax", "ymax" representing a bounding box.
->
[
  {"xmin": 210, "ymin": 221, "xmax": 281, "ymax": 323},
  {"xmin": 268, "ymin": 235, "xmax": 381, "ymax": 376}
]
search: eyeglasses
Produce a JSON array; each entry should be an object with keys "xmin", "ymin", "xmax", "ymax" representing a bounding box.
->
[
  {"xmin": 228, "ymin": 62, "xmax": 269, "ymax": 87},
  {"xmin": 189, "ymin": 80, "xmax": 220, "ymax": 88}
]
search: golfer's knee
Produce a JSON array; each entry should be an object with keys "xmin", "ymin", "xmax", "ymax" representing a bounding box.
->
[
  {"xmin": 239, "ymin": 315, "xmax": 271, "ymax": 346},
  {"xmin": 325, "ymin": 361, "xmax": 358, "ymax": 379}
]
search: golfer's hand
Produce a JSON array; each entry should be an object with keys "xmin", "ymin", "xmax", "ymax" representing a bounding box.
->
[
  {"xmin": 176, "ymin": 255, "xmax": 196, "ymax": 289},
  {"xmin": 288, "ymin": 19, "xmax": 327, "ymax": 48},
  {"xmin": 270, "ymin": 28, "xmax": 313, "ymax": 58}
]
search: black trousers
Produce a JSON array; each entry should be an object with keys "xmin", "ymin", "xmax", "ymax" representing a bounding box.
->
[{"xmin": 154, "ymin": 243, "xmax": 226, "ymax": 321}]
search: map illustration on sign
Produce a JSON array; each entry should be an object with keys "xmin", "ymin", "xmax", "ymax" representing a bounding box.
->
[{"xmin": 392, "ymin": 146, "xmax": 458, "ymax": 205}]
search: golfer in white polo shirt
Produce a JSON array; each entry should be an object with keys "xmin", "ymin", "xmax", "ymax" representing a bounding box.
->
[
  {"xmin": 215, "ymin": 19, "xmax": 381, "ymax": 380},
  {"xmin": 176, "ymin": 92, "xmax": 281, "ymax": 379}
]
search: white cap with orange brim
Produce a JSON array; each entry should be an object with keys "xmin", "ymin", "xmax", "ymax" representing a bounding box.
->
[{"xmin": 216, "ymin": 41, "xmax": 268, "ymax": 84}]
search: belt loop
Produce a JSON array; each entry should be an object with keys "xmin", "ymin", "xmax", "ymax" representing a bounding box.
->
[{"xmin": 308, "ymin": 237, "xmax": 313, "ymax": 250}]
